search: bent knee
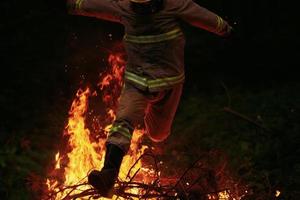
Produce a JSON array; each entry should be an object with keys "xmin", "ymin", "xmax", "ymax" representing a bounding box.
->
[{"xmin": 147, "ymin": 130, "xmax": 170, "ymax": 142}]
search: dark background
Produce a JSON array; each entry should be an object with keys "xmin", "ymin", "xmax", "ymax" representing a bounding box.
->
[{"xmin": 1, "ymin": 0, "xmax": 300, "ymax": 199}]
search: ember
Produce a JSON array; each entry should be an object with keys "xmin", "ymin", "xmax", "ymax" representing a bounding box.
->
[{"xmin": 275, "ymin": 190, "xmax": 281, "ymax": 197}]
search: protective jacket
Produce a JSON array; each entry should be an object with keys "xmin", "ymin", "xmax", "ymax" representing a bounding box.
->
[{"xmin": 68, "ymin": 0, "xmax": 230, "ymax": 92}]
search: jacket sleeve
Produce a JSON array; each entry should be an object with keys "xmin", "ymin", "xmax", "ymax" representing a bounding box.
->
[
  {"xmin": 176, "ymin": 0, "xmax": 231, "ymax": 36},
  {"xmin": 67, "ymin": 0, "xmax": 122, "ymax": 23}
]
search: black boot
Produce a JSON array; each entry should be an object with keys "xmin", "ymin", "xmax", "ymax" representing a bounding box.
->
[{"xmin": 88, "ymin": 144, "xmax": 125, "ymax": 197}]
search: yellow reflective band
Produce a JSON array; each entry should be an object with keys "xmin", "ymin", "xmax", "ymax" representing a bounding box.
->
[
  {"xmin": 109, "ymin": 125, "xmax": 132, "ymax": 140},
  {"xmin": 124, "ymin": 71, "xmax": 185, "ymax": 90},
  {"xmin": 125, "ymin": 76, "xmax": 148, "ymax": 88},
  {"xmin": 75, "ymin": 0, "xmax": 84, "ymax": 10},
  {"xmin": 216, "ymin": 16, "xmax": 224, "ymax": 33},
  {"xmin": 148, "ymin": 74, "xmax": 185, "ymax": 89},
  {"xmin": 124, "ymin": 28, "xmax": 183, "ymax": 44},
  {"xmin": 148, "ymin": 73, "xmax": 185, "ymax": 84},
  {"xmin": 124, "ymin": 72, "xmax": 148, "ymax": 87}
]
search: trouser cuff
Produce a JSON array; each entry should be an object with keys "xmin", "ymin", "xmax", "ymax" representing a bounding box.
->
[{"xmin": 106, "ymin": 119, "xmax": 134, "ymax": 153}]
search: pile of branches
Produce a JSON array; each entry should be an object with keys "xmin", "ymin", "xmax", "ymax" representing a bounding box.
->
[{"xmin": 45, "ymin": 152, "xmax": 239, "ymax": 200}]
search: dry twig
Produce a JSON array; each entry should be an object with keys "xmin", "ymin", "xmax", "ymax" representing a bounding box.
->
[{"xmin": 45, "ymin": 152, "xmax": 236, "ymax": 200}]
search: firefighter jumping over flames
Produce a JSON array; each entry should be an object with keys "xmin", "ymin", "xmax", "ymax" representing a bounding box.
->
[{"xmin": 67, "ymin": 0, "xmax": 232, "ymax": 197}]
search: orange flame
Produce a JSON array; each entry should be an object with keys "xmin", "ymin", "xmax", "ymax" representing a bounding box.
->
[
  {"xmin": 54, "ymin": 153, "xmax": 61, "ymax": 170},
  {"xmin": 45, "ymin": 50, "xmax": 152, "ymax": 199},
  {"xmin": 208, "ymin": 190, "xmax": 231, "ymax": 200}
]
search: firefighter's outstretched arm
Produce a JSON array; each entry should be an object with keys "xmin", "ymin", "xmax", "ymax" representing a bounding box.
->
[
  {"xmin": 67, "ymin": 0, "xmax": 122, "ymax": 23},
  {"xmin": 177, "ymin": 0, "xmax": 232, "ymax": 36}
]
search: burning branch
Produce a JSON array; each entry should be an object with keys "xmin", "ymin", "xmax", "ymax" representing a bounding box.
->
[{"xmin": 45, "ymin": 151, "xmax": 244, "ymax": 200}]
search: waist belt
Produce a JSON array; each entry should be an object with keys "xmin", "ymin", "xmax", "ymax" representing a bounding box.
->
[
  {"xmin": 124, "ymin": 28, "xmax": 183, "ymax": 44},
  {"xmin": 124, "ymin": 71, "xmax": 185, "ymax": 91}
]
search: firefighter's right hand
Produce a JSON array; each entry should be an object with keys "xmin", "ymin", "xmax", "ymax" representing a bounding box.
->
[
  {"xmin": 222, "ymin": 25, "xmax": 233, "ymax": 38},
  {"xmin": 219, "ymin": 21, "xmax": 233, "ymax": 38}
]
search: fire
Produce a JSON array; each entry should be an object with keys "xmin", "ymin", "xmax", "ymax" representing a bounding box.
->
[
  {"xmin": 208, "ymin": 190, "xmax": 231, "ymax": 200},
  {"xmin": 218, "ymin": 190, "xmax": 230, "ymax": 199},
  {"xmin": 64, "ymin": 88, "xmax": 101, "ymax": 183},
  {"xmin": 55, "ymin": 153, "xmax": 61, "ymax": 170},
  {"xmin": 45, "ymin": 50, "xmax": 151, "ymax": 199}
]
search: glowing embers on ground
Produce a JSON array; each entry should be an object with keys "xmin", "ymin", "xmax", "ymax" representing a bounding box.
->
[{"xmin": 207, "ymin": 190, "xmax": 230, "ymax": 200}]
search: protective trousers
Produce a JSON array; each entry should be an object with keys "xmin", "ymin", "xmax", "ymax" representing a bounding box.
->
[{"xmin": 106, "ymin": 81, "xmax": 183, "ymax": 152}]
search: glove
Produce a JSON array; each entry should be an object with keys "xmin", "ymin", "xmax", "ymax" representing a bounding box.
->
[{"xmin": 219, "ymin": 21, "xmax": 233, "ymax": 38}]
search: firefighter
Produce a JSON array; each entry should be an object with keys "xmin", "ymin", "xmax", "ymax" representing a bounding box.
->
[{"xmin": 67, "ymin": 0, "xmax": 232, "ymax": 197}]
